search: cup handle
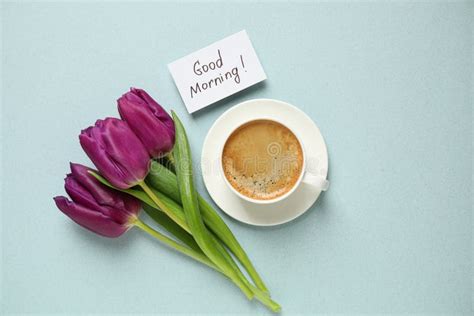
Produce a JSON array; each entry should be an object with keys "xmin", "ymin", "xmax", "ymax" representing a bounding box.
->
[{"xmin": 301, "ymin": 172, "xmax": 329, "ymax": 191}]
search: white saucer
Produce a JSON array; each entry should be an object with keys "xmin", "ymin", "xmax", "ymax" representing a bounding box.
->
[{"xmin": 201, "ymin": 99, "xmax": 328, "ymax": 226}]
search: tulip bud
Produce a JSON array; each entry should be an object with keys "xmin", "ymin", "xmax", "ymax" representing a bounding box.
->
[
  {"xmin": 79, "ymin": 118, "xmax": 150, "ymax": 189},
  {"xmin": 54, "ymin": 163, "xmax": 141, "ymax": 238},
  {"xmin": 118, "ymin": 88, "xmax": 175, "ymax": 158}
]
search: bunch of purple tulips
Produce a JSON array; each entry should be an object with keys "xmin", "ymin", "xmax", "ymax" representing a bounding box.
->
[
  {"xmin": 55, "ymin": 88, "xmax": 175, "ymax": 237},
  {"xmin": 53, "ymin": 88, "xmax": 280, "ymax": 312}
]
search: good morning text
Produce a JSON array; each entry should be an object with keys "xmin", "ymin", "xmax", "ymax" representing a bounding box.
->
[{"xmin": 190, "ymin": 49, "xmax": 245, "ymax": 99}]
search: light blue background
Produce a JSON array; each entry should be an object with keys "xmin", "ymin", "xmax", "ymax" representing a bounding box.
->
[{"xmin": 1, "ymin": 1, "xmax": 472, "ymax": 315}]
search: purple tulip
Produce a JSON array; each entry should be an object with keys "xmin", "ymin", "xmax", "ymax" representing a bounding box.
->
[
  {"xmin": 54, "ymin": 163, "xmax": 141, "ymax": 238},
  {"xmin": 79, "ymin": 118, "xmax": 150, "ymax": 189},
  {"xmin": 118, "ymin": 88, "xmax": 175, "ymax": 158}
]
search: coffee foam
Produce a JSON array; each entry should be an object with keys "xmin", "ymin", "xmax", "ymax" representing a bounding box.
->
[{"xmin": 222, "ymin": 120, "xmax": 303, "ymax": 200}]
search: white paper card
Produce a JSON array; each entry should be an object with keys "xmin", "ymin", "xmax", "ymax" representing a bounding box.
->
[{"xmin": 168, "ymin": 30, "xmax": 267, "ymax": 113}]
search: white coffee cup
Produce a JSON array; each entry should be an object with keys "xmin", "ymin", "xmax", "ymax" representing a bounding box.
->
[{"xmin": 219, "ymin": 117, "xmax": 329, "ymax": 205}]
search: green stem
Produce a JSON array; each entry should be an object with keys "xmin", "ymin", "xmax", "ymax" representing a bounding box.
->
[
  {"xmin": 139, "ymin": 181, "xmax": 190, "ymax": 234},
  {"xmin": 166, "ymin": 151, "xmax": 176, "ymax": 168},
  {"xmin": 171, "ymin": 111, "xmax": 254, "ymax": 300},
  {"xmin": 144, "ymin": 194, "xmax": 278, "ymax": 309},
  {"xmin": 134, "ymin": 184, "xmax": 252, "ymax": 299},
  {"xmin": 143, "ymin": 204, "xmax": 201, "ymax": 253},
  {"xmin": 140, "ymin": 181, "xmax": 255, "ymax": 299},
  {"xmin": 249, "ymin": 285, "xmax": 281, "ymax": 312},
  {"xmin": 212, "ymin": 236, "xmax": 281, "ymax": 312},
  {"xmin": 133, "ymin": 218, "xmax": 218, "ymax": 272},
  {"xmin": 134, "ymin": 218, "xmax": 285, "ymax": 310},
  {"xmin": 89, "ymin": 171, "xmax": 280, "ymax": 310},
  {"xmin": 147, "ymin": 161, "xmax": 269, "ymax": 293}
]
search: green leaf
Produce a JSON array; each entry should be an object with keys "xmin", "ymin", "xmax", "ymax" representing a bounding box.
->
[
  {"xmin": 142, "ymin": 204, "xmax": 201, "ymax": 253},
  {"xmin": 89, "ymin": 171, "xmax": 155, "ymax": 206}
]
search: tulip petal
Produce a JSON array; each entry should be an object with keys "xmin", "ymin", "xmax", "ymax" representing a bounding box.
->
[
  {"xmin": 79, "ymin": 118, "xmax": 150, "ymax": 189},
  {"xmin": 79, "ymin": 126, "xmax": 130, "ymax": 189},
  {"xmin": 54, "ymin": 196, "xmax": 129, "ymax": 238},
  {"xmin": 97, "ymin": 118, "xmax": 150, "ymax": 181},
  {"xmin": 118, "ymin": 88, "xmax": 175, "ymax": 158},
  {"xmin": 64, "ymin": 175, "xmax": 104, "ymax": 211},
  {"xmin": 118, "ymin": 99, "xmax": 174, "ymax": 158},
  {"xmin": 68, "ymin": 162, "xmax": 141, "ymax": 220},
  {"xmin": 130, "ymin": 88, "xmax": 175, "ymax": 134},
  {"xmin": 69, "ymin": 163, "xmax": 124, "ymax": 208}
]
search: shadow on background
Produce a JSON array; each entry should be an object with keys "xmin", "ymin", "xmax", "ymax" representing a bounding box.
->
[{"xmin": 71, "ymin": 220, "xmax": 141, "ymax": 254}]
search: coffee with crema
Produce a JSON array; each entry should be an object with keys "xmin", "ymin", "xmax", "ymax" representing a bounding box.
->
[{"xmin": 222, "ymin": 120, "xmax": 303, "ymax": 200}]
